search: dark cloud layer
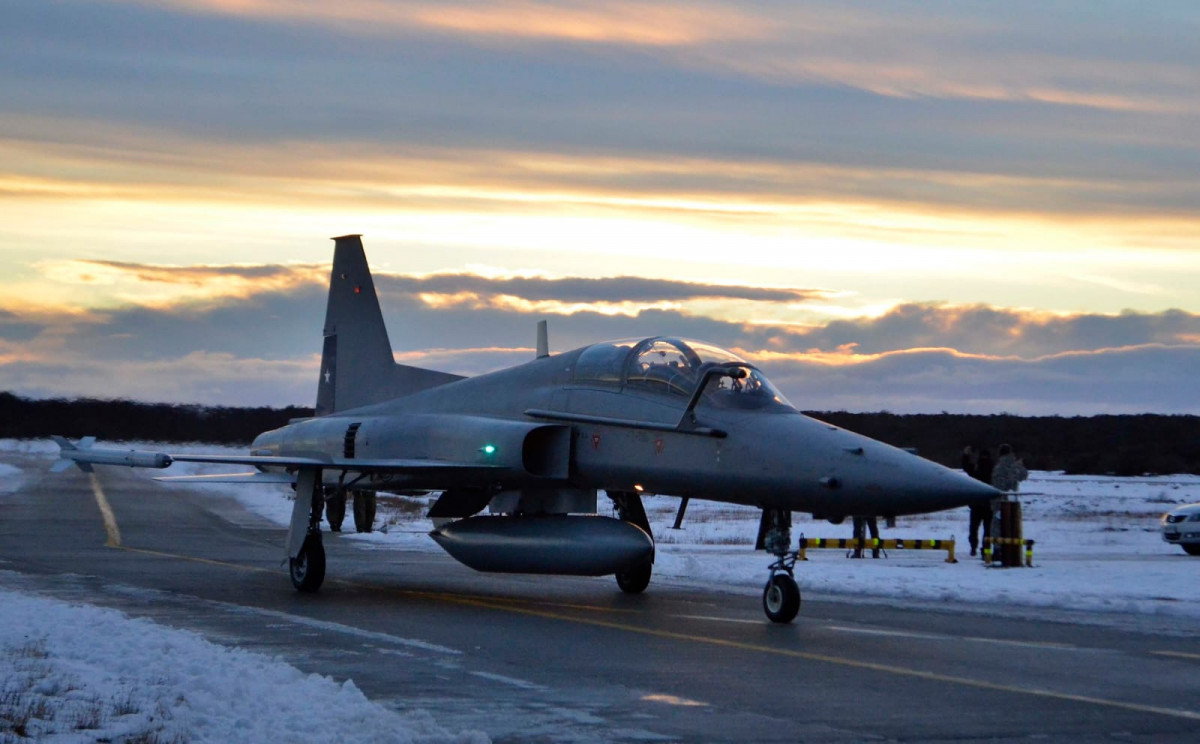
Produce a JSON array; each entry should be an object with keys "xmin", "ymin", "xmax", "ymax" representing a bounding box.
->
[
  {"xmin": 785, "ymin": 304, "xmax": 1200, "ymax": 357},
  {"xmin": 774, "ymin": 345, "xmax": 1200, "ymax": 416},
  {"xmin": 3, "ymin": 264, "xmax": 1199, "ymax": 414}
]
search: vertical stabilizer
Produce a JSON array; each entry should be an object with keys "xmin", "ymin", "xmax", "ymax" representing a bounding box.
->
[{"xmin": 316, "ymin": 236, "xmax": 462, "ymax": 415}]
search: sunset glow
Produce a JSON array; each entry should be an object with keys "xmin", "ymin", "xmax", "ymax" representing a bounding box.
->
[{"xmin": 2, "ymin": 1, "xmax": 1198, "ymax": 413}]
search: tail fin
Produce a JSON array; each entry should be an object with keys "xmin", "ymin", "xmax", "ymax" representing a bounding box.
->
[
  {"xmin": 315, "ymin": 235, "xmax": 462, "ymax": 415},
  {"xmin": 51, "ymin": 435, "xmax": 95, "ymax": 472}
]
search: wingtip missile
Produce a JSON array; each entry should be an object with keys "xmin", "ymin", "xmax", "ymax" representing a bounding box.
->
[{"xmin": 51, "ymin": 436, "xmax": 173, "ymax": 472}]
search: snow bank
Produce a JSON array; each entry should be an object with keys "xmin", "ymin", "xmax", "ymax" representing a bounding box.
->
[
  {"xmin": 0, "ymin": 588, "xmax": 488, "ymax": 743},
  {"xmin": 0, "ymin": 462, "xmax": 22, "ymax": 494}
]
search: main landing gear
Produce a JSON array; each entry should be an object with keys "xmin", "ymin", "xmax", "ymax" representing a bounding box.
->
[
  {"xmin": 289, "ymin": 469, "xmax": 327, "ymax": 593},
  {"xmin": 610, "ymin": 490, "xmax": 654, "ymax": 594},
  {"xmin": 759, "ymin": 508, "xmax": 801, "ymax": 623}
]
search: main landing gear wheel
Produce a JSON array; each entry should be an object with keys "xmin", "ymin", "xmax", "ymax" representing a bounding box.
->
[
  {"xmin": 763, "ymin": 573, "xmax": 800, "ymax": 624},
  {"xmin": 290, "ymin": 535, "xmax": 326, "ymax": 592},
  {"xmin": 616, "ymin": 561, "xmax": 652, "ymax": 594}
]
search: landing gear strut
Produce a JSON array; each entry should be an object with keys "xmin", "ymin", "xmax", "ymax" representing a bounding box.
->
[
  {"xmin": 287, "ymin": 468, "xmax": 328, "ymax": 593},
  {"xmin": 610, "ymin": 490, "xmax": 654, "ymax": 594},
  {"xmin": 759, "ymin": 507, "xmax": 801, "ymax": 623}
]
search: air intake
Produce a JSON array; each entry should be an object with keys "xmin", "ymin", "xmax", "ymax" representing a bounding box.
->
[{"xmin": 343, "ymin": 422, "xmax": 362, "ymax": 459}]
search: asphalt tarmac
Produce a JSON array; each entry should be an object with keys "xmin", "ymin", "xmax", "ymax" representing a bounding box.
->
[{"xmin": 3, "ymin": 459, "xmax": 1199, "ymax": 742}]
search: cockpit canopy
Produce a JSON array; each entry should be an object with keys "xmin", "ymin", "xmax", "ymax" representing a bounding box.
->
[{"xmin": 573, "ymin": 337, "xmax": 795, "ymax": 411}]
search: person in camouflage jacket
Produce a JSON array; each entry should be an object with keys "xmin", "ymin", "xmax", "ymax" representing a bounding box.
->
[{"xmin": 991, "ymin": 443, "xmax": 1028, "ymax": 492}]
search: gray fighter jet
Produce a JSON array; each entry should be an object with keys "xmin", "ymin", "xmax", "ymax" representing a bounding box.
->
[{"xmin": 54, "ymin": 235, "xmax": 999, "ymax": 623}]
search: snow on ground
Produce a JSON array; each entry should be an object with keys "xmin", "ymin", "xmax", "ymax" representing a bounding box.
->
[
  {"xmin": 651, "ymin": 472, "xmax": 1200, "ymax": 622},
  {"xmin": 0, "ymin": 440, "xmax": 488, "ymax": 743},
  {"xmin": 0, "ymin": 462, "xmax": 23, "ymax": 494},
  {"xmin": 2, "ymin": 438, "xmax": 1199, "ymax": 740},
  {"xmin": 0, "ymin": 588, "xmax": 488, "ymax": 744}
]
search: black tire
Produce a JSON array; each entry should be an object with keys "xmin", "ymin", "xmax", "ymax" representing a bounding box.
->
[
  {"xmin": 364, "ymin": 491, "xmax": 376, "ymax": 532},
  {"xmin": 762, "ymin": 573, "xmax": 801, "ymax": 624},
  {"xmin": 353, "ymin": 490, "xmax": 376, "ymax": 533},
  {"xmin": 616, "ymin": 561, "xmax": 652, "ymax": 594},
  {"xmin": 290, "ymin": 535, "xmax": 326, "ymax": 592},
  {"xmin": 1183, "ymin": 544, "xmax": 1200, "ymax": 556},
  {"xmin": 325, "ymin": 491, "xmax": 346, "ymax": 532}
]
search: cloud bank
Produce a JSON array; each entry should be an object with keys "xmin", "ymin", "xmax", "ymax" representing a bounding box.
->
[{"xmin": 3, "ymin": 260, "xmax": 1197, "ymax": 415}]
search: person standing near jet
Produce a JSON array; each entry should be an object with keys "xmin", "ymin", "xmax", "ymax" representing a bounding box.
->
[
  {"xmin": 851, "ymin": 515, "xmax": 880, "ymax": 558},
  {"xmin": 991, "ymin": 444, "xmax": 1027, "ymax": 493},
  {"xmin": 989, "ymin": 444, "xmax": 1027, "ymax": 564},
  {"xmin": 961, "ymin": 445, "xmax": 977, "ymax": 479},
  {"xmin": 966, "ymin": 446, "xmax": 995, "ymax": 557}
]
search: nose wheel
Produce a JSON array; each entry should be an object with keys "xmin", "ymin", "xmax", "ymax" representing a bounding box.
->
[
  {"xmin": 763, "ymin": 572, "xmax": 801, "ymax": 623},
  {"xmin": 759, "ymin": 507, "xmax": 801, "ymax": 623}
]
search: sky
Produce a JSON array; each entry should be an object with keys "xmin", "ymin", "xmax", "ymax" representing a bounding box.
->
[{"xmin": 2, "ymin": 1, "xmax": 1199, "ymax": 414}]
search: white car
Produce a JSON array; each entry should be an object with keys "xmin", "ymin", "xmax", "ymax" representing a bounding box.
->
[{"xmin": 1161, "ymin": 503, "xmax": 1200, "ymax": 556}]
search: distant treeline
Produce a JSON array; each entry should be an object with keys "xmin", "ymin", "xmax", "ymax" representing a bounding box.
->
[
  {"xmin": 0, "ymin": 392, "xmax": 312, "ymax": 445},
  {"xmin": 3, "ymin": 392, "xmax": 1198, "ymax": 475},
  {"xmin": 809, "ymin": 411, "xmax": 1200, "ymax": 476}
]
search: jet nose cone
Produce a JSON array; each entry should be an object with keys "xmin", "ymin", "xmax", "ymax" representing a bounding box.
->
[
  {"xmin": 944, "ymin": 468, "xmax": 1003, "ymax": 503},
  {"xmin": 842, "ymin": 439, "xmax": 1003, "ymax": 516},
  {"xmin": 914, "ymin": 459, "xmax": 1003, "ymax": 510}
]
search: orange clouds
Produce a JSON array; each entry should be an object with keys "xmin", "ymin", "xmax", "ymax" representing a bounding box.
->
[
  {"xmin": 31, "ymin": 260, "xmax": 324, "ymax": 309},
  {"xmin": 410, "ymin": 2, "xmax": 763, "ymax": 46},
  {"xmin": 149, "ymin": 0, "xmax": 763, "ymax": 46},
  {"xmin": 737, "ymin": 345, "xmax": 1000, "ymax": 368},
  {"xmin": 417, "ymin": 290, "xmax": 682, "ymax": 318}
]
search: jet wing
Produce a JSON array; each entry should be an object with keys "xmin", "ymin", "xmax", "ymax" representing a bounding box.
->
[
  {"xmin": 53, "ymin": 438, "xmax": 509, "ymax": 486},
  {"xmin": 168, "ymin": 453, "xmax": 508, "ymax": 477}
]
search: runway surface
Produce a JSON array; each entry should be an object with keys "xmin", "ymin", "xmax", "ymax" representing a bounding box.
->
[{"xmin": 3, "ymin": 460, "xmax": 1199, "ymax": 743}]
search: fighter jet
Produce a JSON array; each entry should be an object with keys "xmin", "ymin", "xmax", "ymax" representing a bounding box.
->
[{"xmin": 54, "ymin": 235, "xmax": 999, "ymax": 623}]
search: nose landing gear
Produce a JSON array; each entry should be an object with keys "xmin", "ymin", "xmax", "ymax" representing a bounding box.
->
[{"xmin": 759, "ymin": 507, "xmax": 801, "ymax": 623}]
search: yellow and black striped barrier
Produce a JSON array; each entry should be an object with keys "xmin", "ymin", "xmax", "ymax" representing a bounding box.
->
[
  {"xmin": 798, "ymin": 537, "xmax": 957, "ymax": 563},
  {"xmin": 982, "ymin": 537, "xmax": 1035, "ymax": 567}
]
